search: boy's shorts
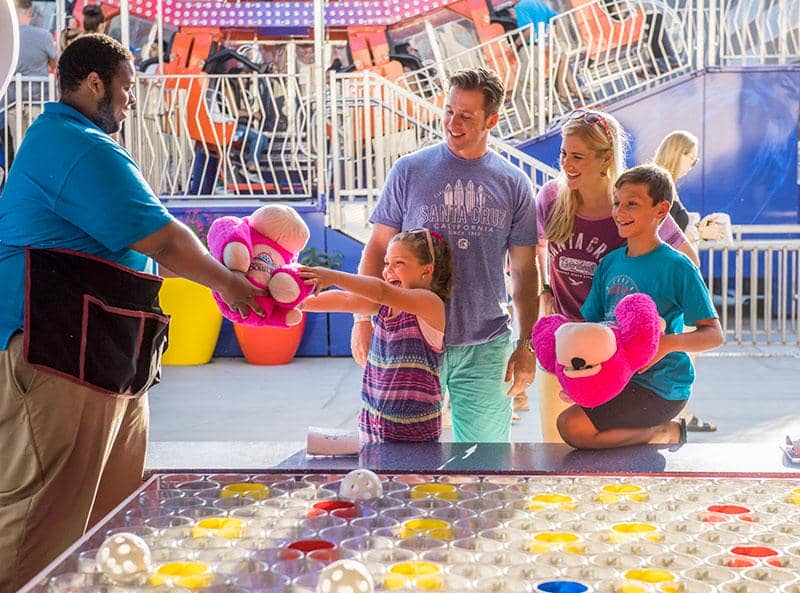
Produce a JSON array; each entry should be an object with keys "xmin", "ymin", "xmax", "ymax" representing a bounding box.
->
[{"xmin": 581, "ymin": 381, "xmax": 686, "ymax": 432}]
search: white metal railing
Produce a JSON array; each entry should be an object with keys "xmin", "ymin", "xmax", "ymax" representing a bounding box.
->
[
  {"xmin": 130, "ymin": 73, "xmax": 315, "ymax": 200},
  {"xmin": 699, "ymin": 225, "xmax": 800, "ymax": 347},
  {"xmin": 395, "ymin": 24, "xmax": 549, "ymax": 141},
  {"xmin": 719, "ymin": 0, "xmax": 800, "ymax": 65},
  {"xmin": 328, "ymin": 70, "xmax": 558, "ymax": 235},
  {"xmin": 547, "ymin": 0, "xmax": 697, "ymax": 121},
  {"xmin": 0, "ymin": 74, "xmax": 56, "ymax": 185}
]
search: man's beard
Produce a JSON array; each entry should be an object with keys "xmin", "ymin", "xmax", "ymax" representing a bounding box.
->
[{"xmin": 93, "ymin": 93, "xmax": 120, "ymax": 134}]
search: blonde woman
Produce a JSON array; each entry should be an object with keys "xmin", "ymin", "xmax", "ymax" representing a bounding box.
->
[
  {"xmin": 654, "ymin": 130, "xmax": 716, "ymax": 433},
  {"xmin": 534, "ymin": 110, "xmax": 699, "ymax": 442},
  {"xmin": 654, "ymin": 130, "xmax": 699, "ymax": 233}
]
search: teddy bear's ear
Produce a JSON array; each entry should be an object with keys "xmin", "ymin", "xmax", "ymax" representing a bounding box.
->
[
  {"xmin": 615, "ymin": 293, "xmax": 660, "ymax": 369},
  {"xmin": 532, "ymin": 315, "xmax": 569, "ymax": 373},
  {"xmin": 207, "ymin": 216, "xmax": 251, "ymax": 261}
]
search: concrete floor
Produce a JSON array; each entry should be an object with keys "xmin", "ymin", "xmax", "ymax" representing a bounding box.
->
[{"xmin": 148, "ymin": 351, "xmax": 800, "ymax": 455}]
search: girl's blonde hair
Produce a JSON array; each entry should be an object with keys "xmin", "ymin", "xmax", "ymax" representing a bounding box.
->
[
  {"xmin": 653, "ymin": 130, "xmax": 698, "ymax": 182},
  {"xmin": 545, "ymin": 110, "xmax": 628, "ymax": 244},
  {"xmin": 390, "ymin": 230, "xmax": 454, "ymax": 301}
]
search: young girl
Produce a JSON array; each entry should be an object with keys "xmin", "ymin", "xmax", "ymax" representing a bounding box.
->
[{"xmin": 299, "ymin": 229, "xmax": 453, "ymax": 443}]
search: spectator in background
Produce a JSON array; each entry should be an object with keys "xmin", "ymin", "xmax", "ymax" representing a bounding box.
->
[
  {"xmin": 7, "ymin": 0, "xmax": 57, "ymax": 150},
  {"xmin": 82, "ymin": 4, "xmax": 106, "ymax": 34},
  {"xmin": 514, "ymin": 0, "xmax": 558, "ymax": 34},
  {"xmin": 60, "ymin": 22, "xmax": 82, "ymax": 50}
]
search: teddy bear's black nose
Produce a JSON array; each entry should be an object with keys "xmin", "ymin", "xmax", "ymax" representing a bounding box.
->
[{"xmin": 571, "ymin": 357, "xmax": 586, "ymax": 370}]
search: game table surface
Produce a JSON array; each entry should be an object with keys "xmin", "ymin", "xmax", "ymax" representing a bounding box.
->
[{"xmin": 20, "ymin": 442, "xmax": 800, "ymax": 592}]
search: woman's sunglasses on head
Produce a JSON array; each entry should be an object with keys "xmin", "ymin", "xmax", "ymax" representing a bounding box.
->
[{"xmin": 569, "ymin": 109, "xmax": 614, "ymax": 144}]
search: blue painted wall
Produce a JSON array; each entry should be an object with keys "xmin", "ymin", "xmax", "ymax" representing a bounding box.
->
[
  {"xmin": 166, "ymin": 204, "xmax": 363, "ymax": 357},
  {"xmin": 519, "ymin": 67, "xmax": 800, "ymax": 225}
]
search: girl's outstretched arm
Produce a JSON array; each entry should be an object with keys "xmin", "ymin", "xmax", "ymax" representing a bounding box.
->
[
  {"xmin": 298, "ymin": 266, "xmax": 445, "ymax": 331},
  {"xmin": 302, "ymin": 290, "xmax": 379, "ymax": 315}
]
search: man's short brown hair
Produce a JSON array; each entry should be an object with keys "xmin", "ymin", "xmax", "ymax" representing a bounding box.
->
[
  {"xmin": 448, "ymin": 67, "xmax": 505, "ymax": 115},
  {"xmin": 615, "ymin": 164, "xmax": 676, "ymax": 207}
]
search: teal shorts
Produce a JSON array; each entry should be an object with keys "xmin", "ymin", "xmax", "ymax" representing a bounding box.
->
[{"xmin": 441, "ymin": 333, "xmax": 513, "ymax": 442}]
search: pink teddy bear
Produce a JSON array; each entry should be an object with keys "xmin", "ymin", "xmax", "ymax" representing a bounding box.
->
[
  {"xmin": 207, "ymin": 204, "xmax": 313, "ymax": 327},
  {"xmin": 531, "ymin": 293, "xmax": 662, "ymax": 409}
]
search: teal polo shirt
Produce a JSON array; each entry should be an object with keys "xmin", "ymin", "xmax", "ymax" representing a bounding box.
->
[{"xmin": 0, "ymin": 102, "xmax": 173, "ymax": 349}]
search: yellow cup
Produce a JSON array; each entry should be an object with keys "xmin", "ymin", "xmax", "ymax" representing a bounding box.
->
[
  {"xmin": 410, "ymin": 483, "xmax": 458, "ymax": 501},
  {"xmin": 400, "ymin": 518, "xmax": 452, "ymax": 539},
  {"xmin": 150, "ymin": 562, "xmax": 212, "ymax": 589},
  {"xmin": 788, "ymin": 488, "xmax": 800, "ymax": 505},
  {"xmin": 384, "ymin": 561, "xmax": 442, "ymax": 590},
  {"xmin": 528, "ymin": 493, "xmax": 577, "ymax": 511},
  {"xmin": 595, "ymin": 484, "xmax": 649, "ymax": 503},
  {"xmin": 191, "ymin": 517, "xmax": 244, "ymax": 538},
  {"xmin": 529, "ymin": 531, "xmax": 584, "ymax": 554},
  {"xmin": 616, "ymin": 584, "xmax": 647, "ymax": 593},
  {"xmin": 608, "ymin": 522, "xmax": 663, "ymax": 543},
  {"xmin": 625, "ymin": 569, "xmax": 676, "ymax": 584},
  {"xmin": 220, "ymin": 483, "xmax": 269, "ymax": 500}
]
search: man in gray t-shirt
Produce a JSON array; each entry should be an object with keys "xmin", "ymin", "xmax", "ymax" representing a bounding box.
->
[
  {"xmin": 355, "ymin": 68, "xmax": 541, "ymax": 443},
  {"xmin": 5, "ymin": 0, "xmax": 56, "ymax": 148}
]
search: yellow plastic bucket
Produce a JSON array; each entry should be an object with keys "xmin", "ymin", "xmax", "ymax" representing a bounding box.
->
[{"xmin": 159, "ymin": 277, "xmax": 222, "ymax": 365}]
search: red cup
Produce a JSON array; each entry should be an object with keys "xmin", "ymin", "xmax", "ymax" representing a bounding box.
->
[
  {"xmin": 707, "ymin": 504, "xmax": 751, "ymax": 515},
  {"xmin": 309, "ymin": 501, "xmax": 357, "ymax": 519},
  {"xmin": 308, "ymin": 547, "xmax": 341, "ymax": 564},
  {"xmin": 287, "ymin": 539, "xmax": 337, "ymax": 556},
  {"xmin": 730, "ymin": 545, "xmax": 779, "ymax": 558}
]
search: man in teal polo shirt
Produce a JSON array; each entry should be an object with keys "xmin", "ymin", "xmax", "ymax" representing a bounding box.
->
[{"xmin": 0, "ymin": 34, "xmax": 263, "ymax": 591}]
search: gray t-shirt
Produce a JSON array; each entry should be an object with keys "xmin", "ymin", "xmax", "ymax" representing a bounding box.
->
[
  {"xmin": 370, "ymin": 143, "xmax": 537, "ymax": 346},
  {"xmin": 9, "ymin": 25, "xmax": 55, "ymax": 101}
]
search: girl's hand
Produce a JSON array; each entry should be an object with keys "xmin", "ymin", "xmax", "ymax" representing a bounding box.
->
[
  {"xmin": 297, "ymin": 266, "xmax": 337, "ymax": 295},
  {"xmin": 539, "ymin": 291, "xmax": 556, "ymax": 317}
]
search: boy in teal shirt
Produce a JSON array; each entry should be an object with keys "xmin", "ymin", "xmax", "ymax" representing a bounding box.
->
[{"xmin": 558, "ymin": 164, "xmax": 724, "ymax": 449}]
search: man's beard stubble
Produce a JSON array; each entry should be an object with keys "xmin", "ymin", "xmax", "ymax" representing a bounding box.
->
[{"xmin": 93, "ymin": 92, "xmax": 120, "ymax": 134}]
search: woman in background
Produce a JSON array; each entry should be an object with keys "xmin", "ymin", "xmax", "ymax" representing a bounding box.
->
[{"xmin": 653, "ymin": 130, "xmax": 717, "ymax": 433}]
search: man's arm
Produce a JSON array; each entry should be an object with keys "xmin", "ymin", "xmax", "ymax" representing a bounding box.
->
[
  {"xmin": 505, "ymin": 244, "xmax": 540, "ymax": 396},
  {"xmin": 350, "ymin": 223, "xmax": 398, "ymax": 366},
  {"xmin": 131, "ymin": 220, "xmax": 264, "ymax": 319},
  {"xmin": 535, "ymin": 242, "xmax": 554, "ymax": 317}
]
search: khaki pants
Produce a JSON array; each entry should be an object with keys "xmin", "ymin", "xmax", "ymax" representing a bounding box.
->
[
  {"xmin": 536, "ymin": 366, "xmax": 571, "ymax": 443},
  {"xmin": 0, "ymin": 334, "xmax": 149, "ymax": 593}
]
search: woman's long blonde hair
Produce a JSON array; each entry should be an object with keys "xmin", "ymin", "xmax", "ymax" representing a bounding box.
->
[
  {"xmin": 545, "ymin": 110, "xmax": 628, "ymax": 244},
  {"xmin": 653, "ymin": 130, "xmax": 698, "ymax": 182}
]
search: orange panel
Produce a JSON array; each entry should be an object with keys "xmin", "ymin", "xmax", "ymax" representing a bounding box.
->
[{"xmin": 569, "ymin": 0, "xmax": 645, "ymax": 59}]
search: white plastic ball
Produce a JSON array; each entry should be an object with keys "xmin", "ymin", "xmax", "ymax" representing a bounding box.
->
[
  {"xmin": 96, "ymin": 532, "xmax": 152, "ymax": 584},
  {"xmin": 339, "ymin": 469, "xmax": 383, "ymax": 501},
  {"xmin": 316, "ymin": 559, "xmax": 374, "ymax": 593}
]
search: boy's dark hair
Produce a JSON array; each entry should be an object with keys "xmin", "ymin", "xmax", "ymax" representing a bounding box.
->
[
  {"xmin": 615, "ymin": 164, "xmax": 676, "ymax": 208},
  {"xmin": 448, "ymin": 67, "xmax": 505, "ymax": 115},
  {"xmin": 82, "ymin": 5, "xmax": 105, "ymax": 33},
  {"xmin": 58, "ymin": 34, "xmax": 132, "ymax": 95},
  {"xmin": 391, "ymin": 230, "xmax": 454, "ymax": 302},
  {"xmin": 15, "ymin": 0, "xmax": 32, "ymax": 11}
]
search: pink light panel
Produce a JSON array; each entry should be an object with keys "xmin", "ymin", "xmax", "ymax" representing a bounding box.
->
[{"xmin": 104, "ymin": 0, "xmax": 452, "ymax": 28}]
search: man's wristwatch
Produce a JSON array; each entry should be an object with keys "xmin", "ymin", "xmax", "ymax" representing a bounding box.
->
[{"xmin": 514, "ymin": 338, "xmax": 535, "ymax": 353}]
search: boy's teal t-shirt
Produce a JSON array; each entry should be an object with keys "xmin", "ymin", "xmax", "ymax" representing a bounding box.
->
[
  {"xmin": 0, "ymin": 102, "xmax": 173, "ymax": 349},
  {"xmin": 581, "ymin": 243, "xmax": 718, "ymax": 400}
]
